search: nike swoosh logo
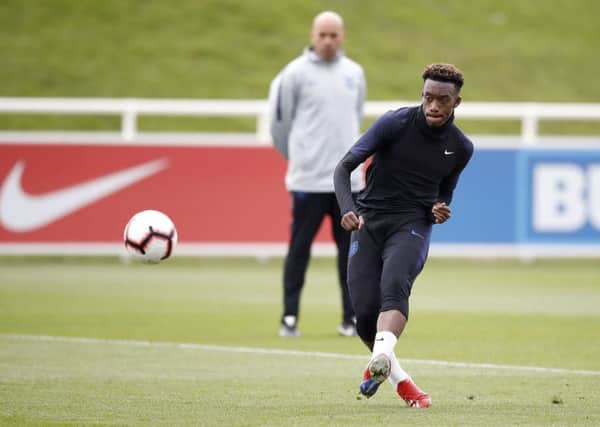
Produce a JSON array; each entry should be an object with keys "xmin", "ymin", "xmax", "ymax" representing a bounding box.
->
[
  {"xmin": 444, "ymin": 150, "xmax": 454, "ymax": 155},
  {"xmin": 410, "ymin": 229, "xmax": 425, "ymax": 239},
  {"xmin": 0, "ymin": 158, "xmax": 168, "ymax": 232}
]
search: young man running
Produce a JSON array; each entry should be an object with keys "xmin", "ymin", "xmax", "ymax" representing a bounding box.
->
[{"xmin": 334, "ymin": 63, "xmax": 473, "ymax": 407}]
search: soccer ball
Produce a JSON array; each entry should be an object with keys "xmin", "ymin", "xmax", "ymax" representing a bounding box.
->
[{"xmin": 123, "ymin": 210, "xmax": 178, "ymax": 264}]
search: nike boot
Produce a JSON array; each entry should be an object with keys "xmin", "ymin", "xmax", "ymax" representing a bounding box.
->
[
  {"xmin": 359, "ymin": 353, "xmax": 391, "ymax": 398},
  {"xmin": 396, "ymin": 378, "xmax": 431, "ymax": 408}
]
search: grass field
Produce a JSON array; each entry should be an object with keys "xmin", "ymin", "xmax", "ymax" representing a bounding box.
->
[
  {"xmin": 1, "ymin": 1, "xmax": 599, "ymax": 135},
  {"xmin": 1, "ymin": 257, "xmax": 599, "ymax": 426}
]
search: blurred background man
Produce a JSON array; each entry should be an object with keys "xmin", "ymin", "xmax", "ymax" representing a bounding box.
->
[{"xmin": 269, "ymin": 11, "xmax": 367, "ymax": 337}]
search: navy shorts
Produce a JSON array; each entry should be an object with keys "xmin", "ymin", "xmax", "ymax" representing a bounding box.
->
[{"xmin": 347, "ymin": 214, "xmax": 432, "ymax": 320}]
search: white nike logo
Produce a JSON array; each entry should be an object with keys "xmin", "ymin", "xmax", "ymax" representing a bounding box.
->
[
  {"xmin": 410, "ymin": 229, "xmax": 425, "ymax": 239},
  {"xmin": 0, "ymin": 158, "xmax": 168, "ymax": 232},
  {"xmin": 444, "ymin": 150, "xmax": 454, "ymax": 155}
]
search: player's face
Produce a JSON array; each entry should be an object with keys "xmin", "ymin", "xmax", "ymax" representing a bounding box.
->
[
  {"xmin": 311, "ymin": 18, "xmax": 344, "ymax": 61},
  {"xmin": 422, "ymin": 79, "xmax": 462, "ymax": 127}
]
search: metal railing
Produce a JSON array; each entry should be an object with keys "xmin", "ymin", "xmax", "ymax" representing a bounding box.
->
[{"xmin": 1, "ymin": 97, "xmax": 600, "ymax": 144}]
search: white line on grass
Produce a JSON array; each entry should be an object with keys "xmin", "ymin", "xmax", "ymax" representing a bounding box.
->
[{"xmin": 3, "ymin": 333, "xmax": 600, "ymax": 376}]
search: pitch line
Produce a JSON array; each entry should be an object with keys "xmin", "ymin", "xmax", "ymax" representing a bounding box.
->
[{"xmin": 3, "ymin": 333, "xmax": 600, "ymax": 377}]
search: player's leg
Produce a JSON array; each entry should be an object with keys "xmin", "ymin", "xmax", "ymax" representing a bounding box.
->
[
  {"xmin": 329, "ymin": 193, "xmax": 356, "ymax": 336},
  {"xmin": 375, "ymin": 221, "xmax": 432, "ymax": 407},
  {"xmin": 346, "ymin": 220, "xmax": 382, "ymax": 350},
  {"xmin": 346, "ymin": 218, "xmax": 387, "ymax": 398},
  {"xmin": 281, "ymin": 192, "xmax": 327, "ymax": 336}
]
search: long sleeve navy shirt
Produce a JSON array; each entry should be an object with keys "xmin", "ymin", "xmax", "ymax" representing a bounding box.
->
[{"xmin": 334, "ymin": 105, "xmax": 474, "ymax": 223}]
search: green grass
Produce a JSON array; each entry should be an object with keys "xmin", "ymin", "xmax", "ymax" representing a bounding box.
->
[
  {"xmin": 0, "ymin": 0, "xmax": 599, "ymax": 133},
  {"xmin": 1, "ymin": 257, "xmax": 599, "ymax": 426}
]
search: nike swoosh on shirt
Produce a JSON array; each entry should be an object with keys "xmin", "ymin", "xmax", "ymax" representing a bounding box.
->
[{"xmin": 0, "ymin": 158, "xmax": 168, "ymax": 232}]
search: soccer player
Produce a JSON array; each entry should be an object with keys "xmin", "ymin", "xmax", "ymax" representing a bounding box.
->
[
  {"xmin": 269, "ymin": 11, "xmax": 367, "ymax": 337},
  {"xmin": 333, "ymin": 63, "xmax": 473, "ymax": 407}
]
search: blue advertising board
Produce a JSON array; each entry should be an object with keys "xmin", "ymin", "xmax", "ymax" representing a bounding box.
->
[{"xmin": 433, "ymin": 146, "xmax": 600, "ymax": 247}]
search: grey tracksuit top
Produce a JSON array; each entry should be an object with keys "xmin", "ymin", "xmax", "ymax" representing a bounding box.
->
[{"xmin": 269, "ymin": 47, "xmax": 366, "ymax": 192}]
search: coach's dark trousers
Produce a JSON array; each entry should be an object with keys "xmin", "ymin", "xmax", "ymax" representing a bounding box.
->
[{"xmin": 283, "ymin": 192, "xmax": 354, "ymax": 324}]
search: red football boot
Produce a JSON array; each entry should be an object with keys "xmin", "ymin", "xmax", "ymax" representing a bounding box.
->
[
  {"xmin": 358, "ymin": 353, "xmax": 391, "ymax": 398},
  {"xmin": 396, "ymin": 378, "xmax": 431, "ymax": 408}
]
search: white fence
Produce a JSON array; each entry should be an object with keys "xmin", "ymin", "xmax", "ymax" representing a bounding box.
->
[
  {"xmin": 1, "ymin": 97, "xmax": 600, "ymax": 144},
  {"xmin": 1, "ymin": 97, "xmax": 600, "ymax": 258}
]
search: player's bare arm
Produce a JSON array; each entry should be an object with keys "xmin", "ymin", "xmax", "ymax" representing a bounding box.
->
[
  {"xmin": 341, "ymin": 211, "xmax": 364, "ymax": 231},
  {"xmin": 432, "ymin": 202, "xmax": 451, "ymax": 224}
]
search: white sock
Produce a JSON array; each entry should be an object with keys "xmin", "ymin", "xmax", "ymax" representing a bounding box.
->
[
  {"xmin": 372, "ymin": 331, "xmax": 397, "ymax": 357},
  {"xmin": 388, "ymin": 351, "xmax": 410, "ymax": 387},
  {"xmin": 371, "ymin": 331, "xmax": 410, "ymax": 387}
]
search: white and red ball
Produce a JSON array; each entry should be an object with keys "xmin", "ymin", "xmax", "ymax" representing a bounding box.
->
[{"xmin": 123, "ymin": 210, "xmax": 178, "ymax": 264}]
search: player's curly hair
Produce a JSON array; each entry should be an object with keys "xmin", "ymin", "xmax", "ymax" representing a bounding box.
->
[{"xmin": 422, "ymin": 63, "xmax": 464, "ymax": 91}]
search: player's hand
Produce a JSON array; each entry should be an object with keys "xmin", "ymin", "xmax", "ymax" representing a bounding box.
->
[
  {"xmin": 432, "ymin": 202, "xmax": 451, "ymax": 224},
  {"xmin": 341, "ymin": 211, "xmax": 364, "ymax": 231}
]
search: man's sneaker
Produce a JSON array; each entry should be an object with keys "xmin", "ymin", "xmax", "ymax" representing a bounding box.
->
[
  {"xmin": 358, "ymin": 353, "xmax": 391, "ymax": 398},
  {"xmin": 337, "ymin": 320, "xmax": 357, "ymax": 337},
  {"xmin": 279, "ymin": 315, "xmax": 300, "ymax": 337},
  {"xmin": 396, "ymin": 378, "xmax": 431, "ymax": 408}
]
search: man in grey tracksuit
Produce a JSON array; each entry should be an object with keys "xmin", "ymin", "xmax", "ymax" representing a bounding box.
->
[{"xmin": 269, "ymin": 11, "xmax": 366, "ymax": 337}]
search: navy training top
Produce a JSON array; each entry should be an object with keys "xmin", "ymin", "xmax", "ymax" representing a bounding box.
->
[{"xmin": 334, "ymin": 105, "xmax": 474, "ymax": 222}]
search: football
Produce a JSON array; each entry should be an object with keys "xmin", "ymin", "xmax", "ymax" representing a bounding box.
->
[{"xmin": 123, "ymin": 210, "xmax": 178, "ymax": 264}]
